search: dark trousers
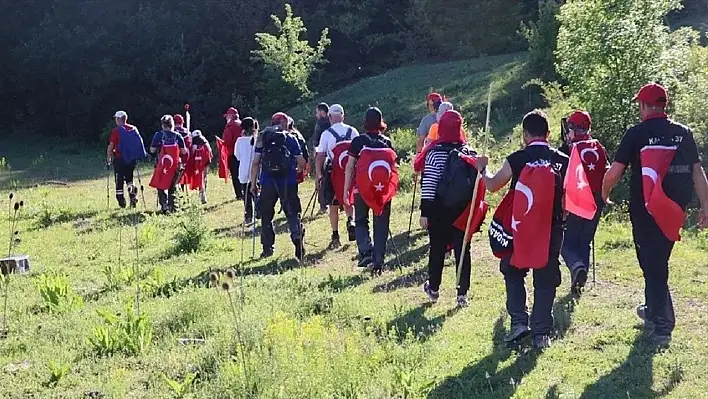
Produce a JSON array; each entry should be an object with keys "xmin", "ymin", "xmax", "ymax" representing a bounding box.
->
[
  {"xmin": 259, "ymin": 180, "xmax": 301, "ymax": 251},
  {"xmin": 354, "ymin": 194, "xmax": 391, "ymax": 266},
  {"xmin": 113, "ymin": 157, "xmax": 137, "ymax": 203},
  {"xmin": 157, "ymin": 167, "xmax": 182, "ymax": 212},
  {"xmin": 562, "ymin": 193, "xmax": 604, "ymax": 274},
  {"xmin": 427, "ymin": 221, "xmax": 471, "ymax": 296},
  {"xmin": 228, "ymin": 154, "xmax": 243, "ymax": 199},
  {"xmin": 501, "ymin": 228, "xmax": 563, "ymax": 337},
  {"xmin": 631, "ymin": 211, "xmax": 676, "ymax": 336},
  {"xmin": 242, "ymin": 183, "xmax": 255, "ymax": 220}
]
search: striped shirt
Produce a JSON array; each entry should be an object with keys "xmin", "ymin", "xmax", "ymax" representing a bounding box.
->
[{"xmin": 420, "ymin": 148, "xmax": 451, "ymax": 201}]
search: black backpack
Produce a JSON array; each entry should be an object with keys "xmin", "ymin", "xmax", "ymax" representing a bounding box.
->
[
  {"xmin": 435, "ymin": 144, "xmax": 479, "ymax": 210},
  {"xmin": 261, "ymin": 128, "xmax": 292, "ymax": 177}
]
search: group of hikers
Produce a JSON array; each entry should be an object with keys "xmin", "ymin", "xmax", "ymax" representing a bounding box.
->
[{"xmin": 106, "ymin": 82, "xmax": 708, "ymax": 350}]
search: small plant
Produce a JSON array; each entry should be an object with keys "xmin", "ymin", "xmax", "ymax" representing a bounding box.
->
[
  {"xmin": 162, "ymin": 372, "xmax": 197, "ymax": 397},
  {"xmin": 173, "ymin": 201, "xmax": 210, "ymax": 254},
  {"xmin": 47, "ymin": 360, "xmax": 71, "ymax": 387},
  {"xmin": 101, "ymin": 263, "xmax": 136, "ymax": 291},
  {"xmin": 89, "ymin": 306, "xmax": 153, "ymax": 356},
  {"xmin": 34, "ymin": 273, "xmax": 83, "ymax": 313},
  {"xmin": 2, "ymin": 194, "xmax": 24, "ymax": 337}
]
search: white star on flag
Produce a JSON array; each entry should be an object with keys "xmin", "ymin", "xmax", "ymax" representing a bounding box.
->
[
  {"xmin": 163, "ymin": 168, "xmax": 168, "ymax": 174},
  {"xmin": 577, "ymin": 181, "xmax": 588, "ymax": 190},
  {"xmin": 374, "ymin": 182, "xmax": 384, "ymax": 191},
  {"xmin": 511, "ymin": 216, "xmax": 520, "ymax": 231},
  {"xmin": 587, "ymin": 163, "xmax": 596, "ymax": 171}
]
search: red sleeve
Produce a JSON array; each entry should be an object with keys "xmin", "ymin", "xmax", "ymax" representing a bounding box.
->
[{"xmin": 109, "ymin": 128, "xmax": 120, "ymax": 146}]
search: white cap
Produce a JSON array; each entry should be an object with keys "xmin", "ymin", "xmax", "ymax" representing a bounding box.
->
[
  {"xmin": 328, "ymin": 104, "xmax": 344, "ymax": 116},
  {"xmin": 436, "ymin": 102, "xmax": 454, "ymax": 122},
  {"xmin": 190, "ymin": 130, "xmax": 201, "ymax": 138},
  {"xmin": 113, "ymin": 110, "xmax": 127, "ymax": 118}
]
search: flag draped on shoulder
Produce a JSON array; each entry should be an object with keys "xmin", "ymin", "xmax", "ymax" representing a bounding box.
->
[
  {"xmin": 564, "ymin": 145, "xmax": 597, "ymax": 220},
  {"xmin": 355, "ymin": 147, "xmax": 398, "ymax": 215},
  {"xmin": 179, "ymin": 135, "xmax": 193, "ymax": 186},
  {"xmin": 331, "ymin": 140, "xmax": 353, "ymax": 204},
  {"xmin": 189, "ymin": 145, "xmax": 213, "ymax": 191},
  {"xmin": 489, "ymin": 191, "xmax": 514, "ymax": 258},
  {"xmin": 215, "ymin": 136, "xmax": 230, "ymax": 182},
  {"xmin": 641, "ymin": 145, "xmax": 684, "ymax": 241},
  {"xmin": 451, "ymin": 154, "xmax": 488, "ymax": 241},
  {"xmin": 149, "ymin": 144, "xmax": 180, "ymax": 190}
]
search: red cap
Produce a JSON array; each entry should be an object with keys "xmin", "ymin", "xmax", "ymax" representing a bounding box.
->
[
  {"xmin": 223, "ymin": 107, "xmax": 239, "ymax": 117},
  {"xmin": 173, "ymin": 114, "xmax": 184, "ymax": 125},
  {"xmin": 427, "ymin": 93, "xmax": 442, "ymax": 103},
  {"xmin": 437, "ymin": 110, "xmax": 466, "ymax": 143},
  {"xmin": 567, "ymin": 110, "xmax": 591, "ymax": 130},
  {"xmin": 271, "ymin": 112, "xmax": 289, "ymax": 125},
  {"xmin": 633, "ymin": 83, "xmax": 668, "ymax": 107}
]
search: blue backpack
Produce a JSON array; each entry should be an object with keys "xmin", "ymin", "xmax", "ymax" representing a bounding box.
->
[{"xmin": 117, "ymin": 125, "xmax": 147, "ymax": 163}]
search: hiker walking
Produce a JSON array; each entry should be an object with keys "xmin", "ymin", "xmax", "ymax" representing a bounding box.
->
[
  {"xmin": 106, "ymin": 110, "xmax": 146, "ymax": 208},
  {"xmin": 223, "ymin": 107, "xmax": 244, "ymax": 200},
  {"xmin": 149, "ymin": 115, "xmax": 187, "ymax": 214},
  {"xmin": 313, "ymin": 103, "xmax": 332, "ymax": 214},
  {"xmin": 602, "ymin": 83, "xmax": 708, "ymax": 348},
  {"xmin": 174, "ymin": 114, "xmax": 192, "ymax": 190},
  {"xmin": 480, "ymin": 110, "xmax": 569, "ymax": 350},
  {"xmin": 558, "ymin": 110, "xmax": 608, "ymax": 294},
  {"xmin": 187, "ymin": 129, "xmax": 213, "ymax": 204},
  {"xmin": 416, "ymin": 93, "xmax": 443, "ymax": 153},
  {"xmin": 343, "ymin": 107, "xmax": 398, "ymax": 275},
  {"xmin": 415, "ymin": 110, "xmax": 486, "ymax": 308},
  {"xmin": 236, "ymin": 117, "xmax": 259, "ymax": 224},
  {"xmin": 315, "ymin": 104, "xmax": 358, "ymax": 249},
  {"xmin": 250, "ymin": 113, "xmax": 308, "ymax": 261}
]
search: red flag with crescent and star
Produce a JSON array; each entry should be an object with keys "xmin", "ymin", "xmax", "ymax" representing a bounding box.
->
[
  {"xmin": 354, "ymin": 147, "xmax": 398, "ymax": 216},
  {"xmin": 149, "ymin": 144, "xmax": 180, "ymax": 190},
  {"xmin": 178, "ymin": 135, "xmax": 193, "ymax": 186},
  {"xmin": 640, "ymin": 145, "xmax": 684, "ymax": 241},
  {"xmin": 189, "ymin": 145, "xmax": 213, "ymax": 191},
  {"xmin": 564, "ymin": 145, "xmax": 597, "ymax": 220},
  {"xmin": 331, "ymin": 140, "xmax": 353, "ymax": 204},
  {"xmin": 510, "ymin": 161, "xmax": 556, "ymax": 269},
  {"xmin": 215, "ymin": 136, "xmax": 230, "ymax": 182},
  {"xmin": 574, "ymin": 139, "xmax": 607, "ymax": 193}
]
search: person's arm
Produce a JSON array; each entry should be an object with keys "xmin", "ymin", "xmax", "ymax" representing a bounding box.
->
[
  {"xmin": 295, "ymin": 155, "xmax": 306, "ymax": 171},
  {"xmin": 415, "ymin": 117, "xmax": 428, "ymax": 153},
  {"xmin": 106, "ymin": 143, "xmax": 115, "ymax": 164},
  {"xmin": 343, "ymin": 155, "xmax": 357, "ymax": 206},
  {"xmin": 693, "ymin": 162, "xmax": 708, "ymax": 228},
  {"xmin": 479, "ymin": 158, "xmax": 512, "ymax": 193},
  {"xmin": 602, "ymin": 162, "xmax": 626, "ymax": 204},
  {"xmin": 315, "ymin": 152, "xmax": 326, "ymax": 184},
  {"xmin": 250, "ymin": 153, "xmax": 261, "ymax": 193}
]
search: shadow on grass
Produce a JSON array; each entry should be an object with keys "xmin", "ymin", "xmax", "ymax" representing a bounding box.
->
[
  {"xmin": 387, "ymin": 303, "xmax": 461, "ymax": 344},
  {"xmin": 30, "ymin": 209, "xmax": 99, "ymax": 231},
  {"xmin": 203, "ymin": 199, "xmax": 236, "ymax": 212},
  {"xmin": 372, "ymin": 267, "xmax": 427, "ymax": 293},
  {"xmin": 579, "ymin": 333, "xmax": 679, "ymax": 399},
  {"xmin": 427, "ymin": 293, "xmax": 580, "ymax": 398},
  {"xmin": 318, "ymin": 273, "xmax": 368, "ymax": 292}
]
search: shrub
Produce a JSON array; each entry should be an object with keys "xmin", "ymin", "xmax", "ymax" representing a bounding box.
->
[
  {"xmin": 519, "ymin": 0, "xmax": 561, "ymax": 80},
  {"xmin": 34, "ymin": 273, "xmax": 83, "ymax": 313},
  {"xmin": 89, "ymin": 306, "xmax": 153, "ymax": 356},
  {"xmin": 389, "ymin": 128, "xmax": 417, "ymax": 162},
  {"xmin": 173, "ymin": 201, "xmax": 210, "ymax": 254}
]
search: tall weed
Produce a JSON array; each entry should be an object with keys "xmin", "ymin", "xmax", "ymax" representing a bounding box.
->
[
  {"xmin": 173, "ymin": 201, "xmax": 210, "ymax": 254},
  {"xmin": 89, "ymin": 306, "xmax": 153, "ymax": 356},
  {"xmin": 34, "ymin": 274, "xmax": 83, "ymax": 313}
]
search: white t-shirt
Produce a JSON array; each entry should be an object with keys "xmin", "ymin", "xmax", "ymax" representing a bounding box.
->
[
  {"xmin": 234, "ymin": 136, "xmax": 255, "ymax": 184},
  {"xmin": 316, "ymin": 122, "xmax": 359, "ymax": 160}
]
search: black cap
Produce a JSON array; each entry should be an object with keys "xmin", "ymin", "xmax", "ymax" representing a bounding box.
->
[{"xmin": 365, "ymin": 107, "xmax": 383, "ymax": 123}]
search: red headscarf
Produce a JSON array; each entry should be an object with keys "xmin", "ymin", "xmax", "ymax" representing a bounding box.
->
[{"xmin": 414, "ymin": 110, "xmax": 466, "ymax": 172}]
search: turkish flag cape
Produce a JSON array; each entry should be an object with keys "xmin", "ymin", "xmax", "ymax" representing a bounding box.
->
[
  {"xmin": 640, "ymin": 145, "xmax": 684, "ymax": 241},
  {"xmin": 149, "ymin": 144, "xmax": 180, "ymax": 190},
  {"xmin": 354, "ymin": 147, "xmax": 398, "ymax": 216},
  {"xmin": 331, "ymin": 140, "xmax": 353, "ymax": 204},
  {"xmin": 510, "ymin": 162, "xmax": 556, "ymax": 269},
  {"xmin": 189, "ymin": 145, "xmax": 213, "ymax": 191},
  {"xmin": 574, "ymin": 138, "xmax": 608, "ymax": 193},
  {"xmin": 489, "ymin": 191, "xmax": 514, "ymax": 259},
  {"xmin": 452, "ymin": 154, "xmax": 489, "ymax": 242},
  {"xmin": 564, "ymin": 145, "xmax": 597, "ymax": 220},
  {"xmin": 178, "ymin": 135, "xmax": 193, "ymax": 185},
  {"xmin": 215, "ymin": 136, "xmax": 230, "ymax": 182}
]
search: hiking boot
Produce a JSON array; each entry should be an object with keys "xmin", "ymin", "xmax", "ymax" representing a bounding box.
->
[
  {"xmin": 199, "ymin": 191, "xmax": 207, "ymax": 205},
  {"xmin": 244, "ymin": 217, "xmax": 253, "ymax": 226},
  {"xmin": 456, "ymin": 295, "xmax": 468, "ymax": 308},
  {"xmin": 357, "ymin": 252, "xmax": 373, "ymax": 268},
  {"xmin": 504, "ymin": 324, "xmax": 531, "ymax": 343},
  {"xmin": 117, "ymin": 196, "xmax": 127, "ymax": 209},
  {"xmin": 636, "ymin": 304, "xmax": 655, "ymax": 331},
  {"xmin": 650, "ymin": 332, "xmax": 671, "ymax": 348},
  {"xmin": 294, "ymin": 239, "xmax": 304, "ymax": 263},
  {"xmin": 571, "ymin": 267, "xmax": 588, "ymax": 295},
  {"xmin": 328, "ymin": 233, "xmax": 341, "ymax": 250},
  {"xmin": 128, "ymin": 186, "xmax": 138, "ymax": 208},
  {"xmin": 371, "ymin": 264, "xmax": 383, "ymax": 276},
  {"xmin": 260, "ymin": 248, "xmax": 274, "ymax": 259},
  {"xmin": 347, "ymin": 220, "xmax": 356, "ymax": 242},
  {"xmin": 423, "ymin": 281, "xmax": 440, "ymax": 303},
  {"xmin": 532, "ymin": 335, "xmax": 552, "ymax": 350}
]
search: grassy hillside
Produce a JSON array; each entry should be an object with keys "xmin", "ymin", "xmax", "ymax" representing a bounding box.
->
[
  {"xmin": 0, "ymin": 140, "xmax": 707, "ymax": 398},
  {"xmin": 289, "ymin": 53, "xmax": 531, "ymax": 137}
]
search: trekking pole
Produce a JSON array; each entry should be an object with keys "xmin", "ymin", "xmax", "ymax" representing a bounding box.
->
[
  {"xmin": 134, "ymin": 165, "xmax": 147, "ymax": 212},
  {"xmin": 132, "ymin": 209, "xmax": 142, "ymax": 315},
  {"xmin": 106, "ymin": 163, "xmax": 111, "ymax": 211},
  {"xmin": 407, "ymin": 174, "xmax": 418, "ymax": 240},
  {"xmin": 303, "ymin": 186, "xmax": 318, "ymax": 218},
  {"xmin": 309, "ymin": 187, "xmax": 319, "ymax": 219},
  {"xmin": 388, "ymin": 230, "xmax": 404, "ymax": 273}
]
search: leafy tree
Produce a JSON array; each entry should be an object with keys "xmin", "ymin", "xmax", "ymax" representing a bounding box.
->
[
  {"xmin": 555, "ymin": 0, "xmax": 682, "ymax": 147},
  {"xmin": 520, "ymin": 0, "xmax": 561, "ymax": 81},
  {"xmin": 253, "ymin": 3, "xmax": 331, "ymax": 111}
]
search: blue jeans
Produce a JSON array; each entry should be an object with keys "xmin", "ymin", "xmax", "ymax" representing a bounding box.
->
[
  {"xmin": 354, "ymin": 194, "xmax": 391, "ymax": 266},
  {"xmin": 500, "ymin": 227, "xmax": 563, "ymax": 337},
  {"xmin": 561, "ymin": 193, "xmax": 604, "ymax": 274},
  {"xmin": 259, "ymin": 180, "xmax": 301, "ymax": 251}
]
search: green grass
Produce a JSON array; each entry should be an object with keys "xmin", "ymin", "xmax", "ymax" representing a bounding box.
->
[
  {"xmin": 289, "ymin": 53, "xmax": 531, "ymax": 136},
  {"xmin": 0, "ymin": 142, "xmax": 707, "ymax": 398}
]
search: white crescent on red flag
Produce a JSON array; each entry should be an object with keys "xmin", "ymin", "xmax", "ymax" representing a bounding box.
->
[
  {"xmin": 640, "ymin": 145, "xmax": 684, "ymax": 241},
  {"xmin": 331, "ymin": 140, "xmax": 352, "ymax": 204},
  {"xmin": 149, "ymin": 144, "xmax": 181, "ymax": 190},
  {"xmin": 564, "ymin": 145, "xmax": 597, "ymax": 220},
  {"xmin": 354, "ymin": 147, "xmax": 398, "ymax": 216}
]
